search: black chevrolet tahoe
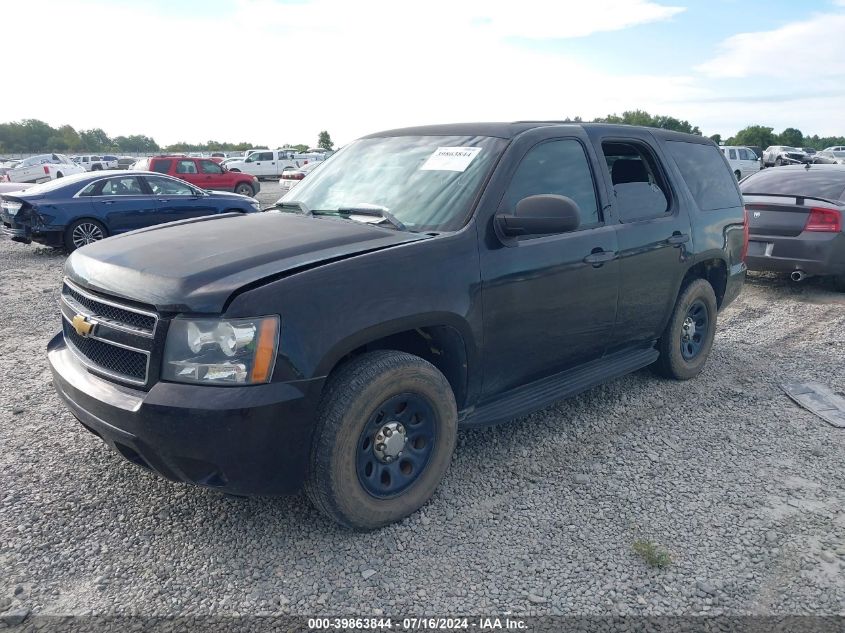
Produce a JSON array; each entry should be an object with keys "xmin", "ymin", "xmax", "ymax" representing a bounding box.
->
[{"xmin": 48, "ymin": 123, "xmax": 746, "ymax": 529}]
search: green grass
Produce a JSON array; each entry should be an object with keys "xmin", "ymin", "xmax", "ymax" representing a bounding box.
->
[{"xmin": 632, "ymin": 540, "xmax": 672, "ymax": 568}]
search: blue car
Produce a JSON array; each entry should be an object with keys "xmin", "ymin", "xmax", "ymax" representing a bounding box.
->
[{"xmin": 0, "ymin": 170, "xmax": 261, "ymax": 251}]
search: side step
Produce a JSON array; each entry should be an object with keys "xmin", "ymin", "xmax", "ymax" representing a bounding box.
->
[{"xmin": 459, "ymin": 346, "xmax": 659, "ymax": 428}]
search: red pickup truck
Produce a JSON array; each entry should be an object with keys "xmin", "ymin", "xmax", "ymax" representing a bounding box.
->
[{"xmin": 132, "ymin": 156, "xmax": 260, "ymax": 197}]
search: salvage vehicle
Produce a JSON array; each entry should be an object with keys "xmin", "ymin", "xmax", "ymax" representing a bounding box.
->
[
  {"xmin": 2, "ymin": 170, "xmax": 260, "ymax": 251},
  {"xmin": 812, "ymin": 150, "xmax": 845, "ymax": 165},
  {"xmin": 741, "ymin": 164, "xmax": 845, "ymax": 290},
  {"xmin": 762, "ymin": 146, "xmax": 809, "ymax": 167},
  {"xmin": 48, "ymin": 122, "xmax": 746, "ymax": 529},
  {"xmin": 132, "ymin": 156, "xmax": 260, "ymax": 197},
  {"xmin": 6, "ymin": 154, "xmax": 84, "ymax": 183},
  {"xmin": 224, "ymin": 149, "xmax": 309, "ymax": 180}
]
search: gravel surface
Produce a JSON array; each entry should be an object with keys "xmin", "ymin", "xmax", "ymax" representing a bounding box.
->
[{"xmin": 2, "ymin": 218, "xmax": 845, "ymax": 618}]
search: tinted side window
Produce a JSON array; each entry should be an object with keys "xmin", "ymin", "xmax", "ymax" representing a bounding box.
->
[
  {"xmin": 100, "ymin": 177, "xmax": 144, "ymax": 196},
  {"xmin": 729, "ymin": 149, "xmax": 737, "ymax": 160},
  {"xmin": 501, "ymin": 139, "xmax": 599, "ymax": 227},
  {"xmin": 145, "ymin": 175, "xmax": 195, "ymax": 196},
  {"xmin": 602, "ymin": 141, "xmax": 670, "ymax": 221},
  {"xmin": 666, "ymin": 141, "xmax": 741, "ymax": 211},
  {"xmin": 176, "ymin": 160, "xmax": 198, "ymax": 174},
  {"xmin": 151, "ymin": 159, "xmax": 172, "ymax": 174},
  {"xmin": 199, "ymin": 160, "xmax": 223, "ymax": 174}
]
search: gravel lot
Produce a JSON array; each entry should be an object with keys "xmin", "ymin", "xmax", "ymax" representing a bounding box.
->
[{"xmin": 2, "ymin": 199, "xmax": 845, "ymax": 619}]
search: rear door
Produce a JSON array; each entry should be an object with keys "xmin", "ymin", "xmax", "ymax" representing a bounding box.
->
[
  {"xmin": 173, "ymin": 158, "xmax": 203, "ymax": 187},
  {"xmin": 85, "ymin": 175, "xmax": 158, "ymax": 233},
  {"xmin": 591, "ymin": 131, "xmax": 693, "ymax": 349},
  {"xmin": 144, "ymin": 175, "xmax": 218, "ymax": 223}
]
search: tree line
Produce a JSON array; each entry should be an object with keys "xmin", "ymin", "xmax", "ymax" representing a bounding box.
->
[
  {"xmin": 2, "ymin": 114, "xmax": 842, "ymax": 155},
  {"xmin": 0, "ymin": 119, "xmax": 334, "ymax": 155}
]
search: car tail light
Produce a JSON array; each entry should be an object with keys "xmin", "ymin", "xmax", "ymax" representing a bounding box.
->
[
  {"xmin": 804, "ymin": 207, "xmax": 842, "ymax": 232},
  {"xmin": 43, "ymin": 166, "xmax": 50, "ymax": 175}
]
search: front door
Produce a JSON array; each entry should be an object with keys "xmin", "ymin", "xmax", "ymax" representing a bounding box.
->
[
  {"xmin": 479, "ymin": 135, "xmax": 620, "ymax": 397},
  {"xmin": 197, "ymin": 159, "xmax": 230, "ymax": 191},
  {"xmin": 90, "ymin": 175, "xmax": 158, "ymax": 233},
  {"xmin": 144, "ymin": 175, "xmax": 217, "ymax": 223}
]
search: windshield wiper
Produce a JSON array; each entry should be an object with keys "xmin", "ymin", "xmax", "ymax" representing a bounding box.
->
[
  {"xmin": 334, "ymin": 205, "xmax": 407, "ymax": 231},
  {"xmin": 268, "ymin": 200, "xmax": 312, "ymax": 215}
]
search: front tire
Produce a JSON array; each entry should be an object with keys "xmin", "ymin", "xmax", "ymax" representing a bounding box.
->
[
  {"xmin": 653, "ymin": 279, "xmax": 718, "ymax": 380},
  {"xmin": 234, "ymin": 183, "xmax": 254, "ymax": 196},
  {"xmin": 65, "ymin": 218, "xmax": 108, "ymax": 252},
  {"xmin": 305, "ymin": 351, "xmax": 457, "ymax": 530}
]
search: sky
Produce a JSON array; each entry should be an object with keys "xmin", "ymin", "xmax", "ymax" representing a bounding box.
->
[{"xmin": 2, "ymin": 0, "xmax": 844, "ymax": 147}]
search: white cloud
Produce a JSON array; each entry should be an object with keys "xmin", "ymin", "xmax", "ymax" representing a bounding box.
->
[
  {"xmin": 696, "ymin": 10, "xmax": 845, "ymax": 79},
  {"xmin": 2, "ymin": 0, "xmax": 691, "ymax": 146}
]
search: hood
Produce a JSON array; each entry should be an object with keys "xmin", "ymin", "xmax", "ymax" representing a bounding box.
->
[{"xmin": 65, "ymin": 212, "xmax": 430, "ymax": 313}]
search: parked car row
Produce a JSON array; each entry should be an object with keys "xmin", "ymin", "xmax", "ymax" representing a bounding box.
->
[
  {"xmin": 2, "ymin": 154, "xmax": 85, "ymax": 183},
  {"xmin": 0, "ymin": 170, "xmax": 260, "ymax": 251}
]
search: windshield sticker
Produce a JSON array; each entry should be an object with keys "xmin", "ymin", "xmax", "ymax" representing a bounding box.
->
[{"xmin": 420, "ymin": 147, "xmax": 482, "ymax": 172}]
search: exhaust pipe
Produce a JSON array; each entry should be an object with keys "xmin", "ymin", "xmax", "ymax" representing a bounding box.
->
[{"xmin": 791, "ymin": 270, "xmax": 809, "ymax": 282}]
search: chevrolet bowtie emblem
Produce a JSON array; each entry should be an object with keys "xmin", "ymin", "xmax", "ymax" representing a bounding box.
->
[{"xmin": 72, "ymin": 314, "xmax": 96, "ymax": 337}]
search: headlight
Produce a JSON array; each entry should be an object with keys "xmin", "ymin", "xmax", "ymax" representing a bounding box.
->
[
  {"xmin": 162, "ymin": 316, "xmax": 279, "ymax": 385},
  {"xmin": 249, "ymin": 198, "xmax": 261, "ymax": 211}
]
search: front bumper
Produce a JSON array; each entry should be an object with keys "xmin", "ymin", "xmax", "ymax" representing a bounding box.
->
[
  {"xmin": 746, "ymin": 231, "xmax": 845, "ymax": 277},
  {"xmin": 48, "ymin": 332, "xmax": 324, "ymax": 495}
]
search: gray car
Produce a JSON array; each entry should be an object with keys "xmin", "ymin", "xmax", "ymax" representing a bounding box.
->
[{"xmin": 741, "ymin": 164, "xmax": 845, "ymax": 290}]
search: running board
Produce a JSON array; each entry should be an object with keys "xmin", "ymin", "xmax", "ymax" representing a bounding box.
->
[{"xmin": 459, "ymin": 346, "xmax": 659, "ymax": 428}]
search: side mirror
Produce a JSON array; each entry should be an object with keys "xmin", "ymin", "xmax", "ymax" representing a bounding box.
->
[{"xmin": 495, "ymin": 194, "xmax": 581, "ymax": 239}]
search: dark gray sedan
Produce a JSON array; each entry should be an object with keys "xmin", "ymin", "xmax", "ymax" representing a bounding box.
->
[{"xmin": 741, "ymin": 165, "xmax": 845, "ymax": 291}]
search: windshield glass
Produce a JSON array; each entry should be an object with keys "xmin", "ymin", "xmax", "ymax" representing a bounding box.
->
[{"xmin": 279, "ymin": 135, "xmax": 507, "ymax": 232}]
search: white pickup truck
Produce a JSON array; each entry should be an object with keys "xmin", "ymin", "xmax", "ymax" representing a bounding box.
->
[
  {"xmin": 72, "ymin": 154, "xmax": 119, "ymax": 171},
  {"xmin": 224, "ymin": 149, "xmax": 303, "ymax": 180},
  {"xmin": 6, "ymin": 154, "xmax": 85, "ymax": 183}
]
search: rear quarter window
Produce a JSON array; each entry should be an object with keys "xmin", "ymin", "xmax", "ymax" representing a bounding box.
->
[
  {"xmin": 666, "ymin": 141, "xmax": 741, "ymax": 210},
  {"xmin": 739, "ymin": 169, "xmax": 845, "ymax": 202}
]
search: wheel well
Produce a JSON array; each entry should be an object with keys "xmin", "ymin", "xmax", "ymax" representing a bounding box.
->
[
  {"xmin": 332, "ymin": 326, "xmax": 468, "ymax": 408},
  {"xmin": 682, "ymin": 259, "xmax": 727, "ymax": 307}
]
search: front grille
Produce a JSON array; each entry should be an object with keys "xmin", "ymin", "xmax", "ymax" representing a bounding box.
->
[
  {"xmin": 63, "ymin": 320, "xmax": 148, "ymax": 381},
  {"xmin": 62, "ymin": 282, "xmax": 156, "ymax": 334},
  {"xmin": 60, "ymin": 278, "xmax": 159, "ymax": 386}
]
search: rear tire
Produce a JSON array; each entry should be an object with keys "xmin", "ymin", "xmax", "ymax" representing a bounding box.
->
[
  {"xmin": 55, "ymin": 172, "xmax": 63, "ymax": 178},
  {"xmin": 64, "ymin": 218, "xmax": 108, "ymax": 252},
  {"xmin": 234, "ymin": 183, "xmax": 254, "ymax": 197},
  {"xmin": 653, "ymin": 279, "xmax": 718, "ymax": 380},
  {"xmin": 305, "ymin": 351, "xmax": 457, "ymax": 530},
  {"xmin": 734, "ymin": 170, "xmax": 741, "ymax": 181}
]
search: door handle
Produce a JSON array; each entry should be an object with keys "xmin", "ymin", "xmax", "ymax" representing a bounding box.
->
[
  {"xmin": 159, "ymin": 199, "xmax": 170, "ymax": 203},
  {"xmin": 666, "ymin": 232, "xmax": 690, "ymax": 246},
  {"xmin": 583, "ymin": 249, "xmax": 617, "ymax": 266},
  {"xmin": 99, "ymin": 200, "xmax": 115, "ymax": 204}
]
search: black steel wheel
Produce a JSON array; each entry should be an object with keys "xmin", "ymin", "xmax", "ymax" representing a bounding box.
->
[
  {"xmin": 305, "ymin": 351, "xmax": 457, "ymax": 529},
  {"xmin": 653, "ymin": 278, "xmax": 717, "ymax": 380}
]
